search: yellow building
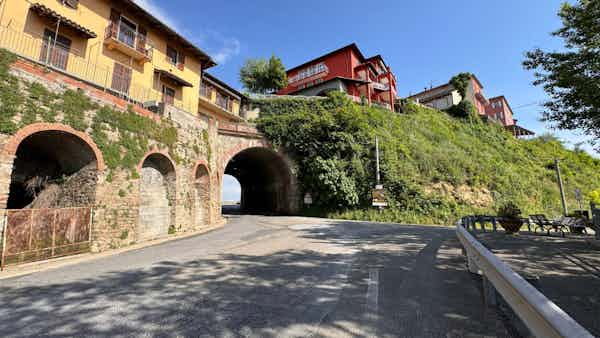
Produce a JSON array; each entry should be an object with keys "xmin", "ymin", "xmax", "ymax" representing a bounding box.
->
[
  {"xmin": 199, "ymin": 72, "xmax": 249, "ymax": 122},
  {"xmin": 0, "ymin": 0, "xmax": 230, "ymax": 116}
]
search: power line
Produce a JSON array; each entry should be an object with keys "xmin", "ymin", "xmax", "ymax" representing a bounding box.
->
[{"xmin": 513, "ymin": 101, "xmax": 545, "ymax": 109}]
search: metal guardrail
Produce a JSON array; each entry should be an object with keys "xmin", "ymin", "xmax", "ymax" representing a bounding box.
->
[{"xmin": 456, "ymin": 222, "xmax": 594, "ymax": 338}]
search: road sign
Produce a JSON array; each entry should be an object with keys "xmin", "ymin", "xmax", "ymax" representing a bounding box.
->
[
  {"xmin": 304, "ymin": 193, "xmax": 313, "ymax": 205},
  {"xmin": 372, "ymin": 187, "xmax": 387, "ymax": 207}
]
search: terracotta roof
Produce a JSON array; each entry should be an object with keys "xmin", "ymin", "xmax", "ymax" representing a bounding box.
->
[
  {"xmin": 286, "ymin": 43, "xmax": 366, "ymax": 73},
  {"xmin": 408, "ymin": 74, "xmax": 485, "ymax": 99},
  {"xmin": 119, "ymin": 0, "xmax": 216, "ymax": 69},
  {"xmin": 285, "ymin": 76, "xmax": 369, "ymax": 95},
  {"xmin": 203, "ymin": 72, "xmax": 246, "ymax": 100},
  {"xmin": 30, "ymin": 3, "xmax": 97, "ymax": 38}
]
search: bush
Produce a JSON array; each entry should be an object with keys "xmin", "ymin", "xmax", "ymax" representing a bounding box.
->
[
  {"xmin": 254, "ymin": 92, "xmax": 600, "ymax": 225},
  {"xmin": 497, "ymin": 202, "xmax": 522, "ymax": 219},
  {"xmin": 446, "ymin": 100, "xmax": 477, "ymax": 119}
]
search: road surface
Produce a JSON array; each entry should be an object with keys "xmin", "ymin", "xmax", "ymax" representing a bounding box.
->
[{"xmin": 0, "ymin": 215, "xmax": 513, "ymax": 337}]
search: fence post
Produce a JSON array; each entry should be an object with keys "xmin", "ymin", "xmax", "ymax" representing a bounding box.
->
[
  {"xmin": 1, "ymin": 212, "xmax": 7, "ymax": 271},
  {"xmin": 51, "ymin": 209, "xmax": 57, "ymax": 258},
  {"xmin": 27, "ymin": 209, "xmax": 33, "ymax": 251},
  {"xmin": 88, "ymin": 207, "xmax": 93, "ymax": 247}
]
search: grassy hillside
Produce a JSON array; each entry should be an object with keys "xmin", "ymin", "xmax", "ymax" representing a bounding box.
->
[{"xmin": 253, "ymin": 93, "xmax": 600, "ymax": 225}]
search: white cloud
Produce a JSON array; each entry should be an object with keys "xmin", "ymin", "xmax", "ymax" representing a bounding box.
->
[
  {"xmin": 133, "ymin": 0, "xmax": 181, "ymax": 32},
  {"xmin": 210, "ymin": 36, "xmax": 241, "ymax": 64},
  {"xmin": 133, "ymin": 0, "xmax": 241, "ymax": 65}
]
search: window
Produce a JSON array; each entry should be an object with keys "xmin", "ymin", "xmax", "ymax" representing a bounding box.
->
[
  {"xmin": 288, "ymin": 62, "xmax": 328, "ymax": 84},
  {"xmin": 118, "ymin": 16, "xmax": 137, "ymax": 48},
  {"xmin": 200, "ymin": 82, "xmax": 212, "ymax": 98},
  {"xmin": 166, "ymin": 46, "xmax": 179, "ymax": 65},
  {"xmin": 162, "ymin": 85, "xmax": 175, "ymax": 105},
  {"xmin": 216, "ymin": 92, "xmax": 230, "ymax": 111},
  {"xmin": 111, "ymin": 63, "xmax": 132, "ymax": 94},
  {"xmin": 40, "ymin": 29, "xmax": 71, "ymax": 70}
]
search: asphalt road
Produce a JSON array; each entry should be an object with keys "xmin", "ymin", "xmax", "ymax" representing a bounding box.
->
[{"xmin": 0, "ymin": 215, "xmax": 514, "ymax": 337}]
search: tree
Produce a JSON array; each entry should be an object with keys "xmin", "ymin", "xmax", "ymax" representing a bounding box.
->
[
  {"xmin": 239, "ymin": 56, "xmax": 287, "ymax": 94},
  {"xmin": 449, "ymin": 72, "xmax": 472, "ymax": 99},
  {"xmin": 523, "ymin": 1, "xmax": 600, "ymax": 146}
]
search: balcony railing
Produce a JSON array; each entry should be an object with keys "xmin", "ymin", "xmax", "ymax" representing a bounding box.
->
[
  {"xmin": 372, "ymin": 81, "xmax": 390, "ymax": 91},
  {"xmin": 104, "ymin": 22, "xmax": 153, "ymax": 63},
  {"xmin": 0, "ymin": 25, "xmax": 196, "ymax": 114}
]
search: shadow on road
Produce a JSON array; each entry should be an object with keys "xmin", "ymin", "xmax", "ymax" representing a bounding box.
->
[{"xmin": 0, "ymin": 219, "xmax": 514, "ymax": 337}]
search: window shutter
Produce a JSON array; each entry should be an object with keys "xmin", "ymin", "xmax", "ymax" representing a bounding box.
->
[
  {"xmin": 178, "ymin": 53, "xmax": 185, "ymax": 71},
  {"xmin": 137, "ymin": 27, "xmax": 147, "ymax": 53},
  {"xmin": 109, "ymin": 9, "xmax": 120, "ymax": 38},
  {"xmin": 111, "ymin": 63, "xmax": 132, "ymax": 94}
]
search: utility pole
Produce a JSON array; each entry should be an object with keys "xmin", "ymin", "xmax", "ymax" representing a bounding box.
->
[
  {"xmin": 375, "ymin": 136, "xmax": 381, "ymax": 187},
  {"xmin": 555, "ymin": 159, "xmax": 568, "ymax": 216}
]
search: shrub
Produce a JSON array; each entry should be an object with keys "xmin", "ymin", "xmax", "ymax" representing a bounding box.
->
[
  {"xmin": 446, "ymin": 100, "xmax": 477, "ymax": 119},
  {"xmin": 497, "ymin": 202, "xmax": 522, "ymax": 219}
]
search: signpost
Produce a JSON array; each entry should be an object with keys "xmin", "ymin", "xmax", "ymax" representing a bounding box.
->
[
  {"xmin": 304, "ymin": 193, "xmax": 313, "ymax": 206},
  {"xmin": 372, "ymin": 136, "xmax": 387, "ymax": 208},
  {"xmin": 372, "ymin": 185, "xmax": 388, "ymax": 207}
]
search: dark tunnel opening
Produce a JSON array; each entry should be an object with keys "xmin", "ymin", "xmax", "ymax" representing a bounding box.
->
[
  {"xmin": 224, "ymin": 147, "xmax": 294, "ymax": 215},
  {"xmin": 7, "ymin": 130, "xmax": 98, "ymax": 209}
]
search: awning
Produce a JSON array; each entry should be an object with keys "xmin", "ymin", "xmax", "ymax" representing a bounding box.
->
[
  {"xmin": 30, "ymin": 3, "xmax": 97, "ymax": 39},
  {"xmin": 154, "ymin": 69, "xmax": 194, "ymax": 87},
  {"xmin": 506, "ymin": 124, "xmax": 535, "ymax": 137}
]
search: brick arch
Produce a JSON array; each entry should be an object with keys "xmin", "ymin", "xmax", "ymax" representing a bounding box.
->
[
  {"xmin": 192, "ymin": 160, "xmax": 211, "ymax": 180},
  {"xmin": 219, "ymin": 139, "xmax": 271, "ymax": 175},
  {"xmin": 136, "ymin": 149, "xmax": 176, "ymax": 174},
  {"xmin": 3, "ymin": 123, "xmax": 106, "ymax": 171}
]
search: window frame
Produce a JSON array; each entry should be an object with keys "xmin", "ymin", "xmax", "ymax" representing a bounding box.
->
[
  {"xmin": 117, "ymin": 15, "xmax": 138, "ymax": 49},
  {"xmin": 166, "ymin": 45, "xmax": 179, "ymax": 66}
]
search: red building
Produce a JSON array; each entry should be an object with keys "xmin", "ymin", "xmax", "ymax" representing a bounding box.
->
[{"xmin": 278, "ymin": 43, "xmax": 398, "ymax": 111}]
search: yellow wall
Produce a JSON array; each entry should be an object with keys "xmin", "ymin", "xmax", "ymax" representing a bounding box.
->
[
  {"xmin": 198, "ymin": 81, "xmax": 243, "ymax": 121},
  {"xmin": 0, "ymin": 0, "xmax": 202, "ymax": 114}
]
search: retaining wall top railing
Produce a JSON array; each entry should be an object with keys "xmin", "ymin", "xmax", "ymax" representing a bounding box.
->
[
  {"xmin": 0, "ymin": 25, "xmax": 197, "ymax": 114},
  {"xmin": 456, "ymin": 221, "xmax": 594, "ymax": 338}
]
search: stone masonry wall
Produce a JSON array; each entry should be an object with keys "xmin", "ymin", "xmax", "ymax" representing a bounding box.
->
[{"xmin": 0, "ymin": 56, "xmax": 229, "ymax": 252}]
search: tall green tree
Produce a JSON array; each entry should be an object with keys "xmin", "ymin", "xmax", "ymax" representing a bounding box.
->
[
  {"xmin": 523, "ymin": 0, "xmax": 600, "ymax": 145},
  {"xmin": 239, "ymin": 56, "xmax": 287, "ymax": 94}
]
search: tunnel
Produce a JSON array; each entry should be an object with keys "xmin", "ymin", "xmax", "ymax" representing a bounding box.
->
[
  {"xmin": 7, "ymin": 130, "xmax": 99, "ymax": 209},
  {"xmin": 224, "ymin": 147, "xmax": 296, "ymax": 215}
]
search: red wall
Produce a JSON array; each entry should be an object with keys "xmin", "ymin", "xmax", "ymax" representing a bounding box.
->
[
  {"xmin": 485, "ymin": 97, "xmax": 515, "ymax": 126},
  {"xmin": 278, "ymin": 48, "xmax": 356, "ymax": 95}
]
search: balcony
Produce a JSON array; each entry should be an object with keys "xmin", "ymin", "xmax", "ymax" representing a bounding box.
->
[
  {"xmin": 372, "ymin": 81, "xmax": 390, "ymax": 91},
  {"xmin": 104, "ymin": 22, "xmax": 153, "ymax": 64},
  {"xmin": 199, "ymin": 84, "xmax": 244, "ymax": 122}
]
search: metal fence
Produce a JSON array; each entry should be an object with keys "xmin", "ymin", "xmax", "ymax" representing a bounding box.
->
[
  {"xmin": 0, "ymin": 207, "xmax": 92, "ymax": 269},
  {"xmin": 0, "ymin": 25, "xmax": 196, "ymax": 114}
]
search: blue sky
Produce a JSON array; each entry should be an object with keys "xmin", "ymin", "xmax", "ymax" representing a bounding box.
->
[{"xmin": 134, "ymin": 0, "xmax": 593, "ymax": 201}]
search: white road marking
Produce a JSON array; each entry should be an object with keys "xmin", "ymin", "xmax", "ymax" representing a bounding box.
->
[{"xmin": 366, "ymin": 268, "xmax": 379, "ymax": 311}]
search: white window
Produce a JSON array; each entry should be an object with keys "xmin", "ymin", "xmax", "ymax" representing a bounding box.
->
[{"xmin": 288, "ymin": 62, "xmax": 328, "ymax": 84}]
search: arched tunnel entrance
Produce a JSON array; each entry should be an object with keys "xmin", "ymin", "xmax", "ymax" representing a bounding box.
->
[
  {"xmin": 224, "ymin": 147, "xmax": 296, "ymax": 215},
  {"xmin": 7, "ymin": 130, "xmax": 99, "ymax": 209}
]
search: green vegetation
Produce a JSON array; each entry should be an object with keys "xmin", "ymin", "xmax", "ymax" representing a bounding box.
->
[
  {"xmin": 524, "ymin": 0, "xmax": 600, "ymax": 149},
  {"xmin": 239, "ymin": 55, "xmax": 287, "ymax": 94},
  {"xmin": 255, "ymin": 92, "xmax": 600, "ymax": 225},
  {"xmin": 0, "ymin": 48, "xmax": 179, "ymax": 174}
]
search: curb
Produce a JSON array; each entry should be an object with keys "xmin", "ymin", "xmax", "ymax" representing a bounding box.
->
[{"xmin": 0, "ymin": 220, "xmax": 227, "ymax": 280}]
